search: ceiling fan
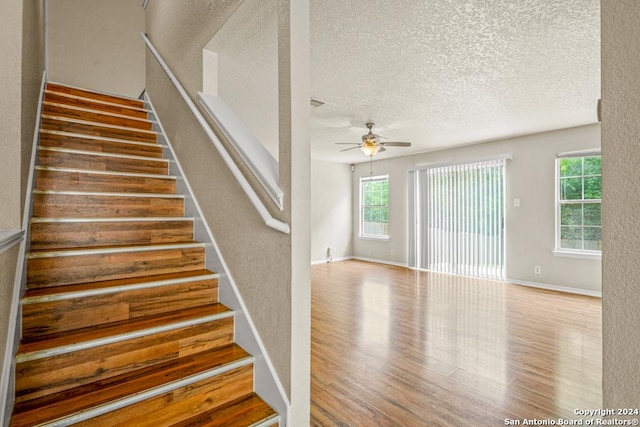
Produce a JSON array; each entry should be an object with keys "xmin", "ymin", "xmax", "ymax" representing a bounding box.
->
[{"xmin": 336, "ymin": 122, "xmax": 412, "ymax": 157}]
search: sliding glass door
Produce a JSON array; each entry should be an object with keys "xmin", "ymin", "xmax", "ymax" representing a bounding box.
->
[{"xmin": 409, "ymin": 159, "xmax": 506, "ymax": 281}]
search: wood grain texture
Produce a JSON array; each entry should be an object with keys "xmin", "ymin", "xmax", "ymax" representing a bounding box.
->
[
  {"xmin": 16, "ymin": 306, "xmax": 233, "ymax": 402},
  {"xmin": 38, "ymin": 148, "xmax": 168, "ymax": 174},
  {"xmin": 43, "ymin": 103, "xmax": 153, "ymax": 130},
  {"xmin": 11, "ymin": 344, "xmax": 250, "ymax": 427},
  {"xmin": 311, "ymin": 260, "xmax": 602, "ymax": 426},
  {"xmin": 41, "ymin": 117, "xmax": 157, "ymax": 143},
  {"xmin": 32, "ymin": 192, "xmax": 183, "ymax": 218},
  {"xmin": 26, "ymin": 245, "xmax": 204, "ymax": 288},
  {"xmin": 173, "ymin": 393, "xmax": 278, "ymax": 427},
  {"xmin": 73, "ymin": 365, "xmax": 254, "ymax": 427},
  {"xmin": 30, "ymin": 219, "xmax": 191, "ymax": 249},
  {"xmin": 23, "ymin": 269, "xmax": 216, "ymax": 298},
  {"xmin": 22, "ymin": 278, "xmax": 218, "ymax": 337},
  {"xmin": 40, "ymin": 131, "xmax": 162, "ymax": 157},
  {"xmin": 44, "ymin": 90, "xmax": 148, "ymax": 118},
  {"xmin": 35, "ymin": 168, "xmax": 175, "ymax": 195},
  {"xmin": 46, "ymin": 83, "xmax": 145, "ymax": 109},
  {"xmin": 10, "ymin": 84, "xmax": 277, "ymax": 426}
]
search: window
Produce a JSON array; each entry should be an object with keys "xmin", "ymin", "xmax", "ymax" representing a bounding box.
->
[
  {"xmin": 556, "ymin": 151, "xmax": 601, "ymax": 255},
  {"xmin": 360, "ymin": 175, "xmax": 389, "ymax": 238}
]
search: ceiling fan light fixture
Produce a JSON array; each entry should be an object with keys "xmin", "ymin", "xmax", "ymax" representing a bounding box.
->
[{"xmin": 360, "ymin": 143, "xmax": 380, "ymax": 156}]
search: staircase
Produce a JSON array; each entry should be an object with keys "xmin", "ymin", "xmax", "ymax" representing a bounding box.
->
[{"xmin": 10, "ymin": 82, "xmax": 280, "ymax": 426}]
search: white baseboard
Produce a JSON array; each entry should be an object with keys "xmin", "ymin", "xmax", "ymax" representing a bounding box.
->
[
  {"xmin": 351, "ymin": 256, "xmax": 408, "ymax": 268},
  {"xmin": 311, "ymin": 256, "xmax": 352, "ymax": 265},
  {"xmin": 507, "ymin": 278, "xmax": 602, "ymax": 298}
]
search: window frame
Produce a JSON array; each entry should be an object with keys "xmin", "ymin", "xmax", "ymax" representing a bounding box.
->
[
  {"xmin": 554, "ymin": 149, "xmax": 602, "ymax": 259},
  {"xmin": 359, "ymin": 174, "xmax": 390, "ymax": 240}
]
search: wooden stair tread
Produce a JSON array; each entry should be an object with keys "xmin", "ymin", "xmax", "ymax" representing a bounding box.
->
[
  {"xmin": 29, "ymin": 218, "xmax": 193, "ymax": 250},
  {"xmin": 36, "ymin": 151, "xmax": 169, "ymax": 176},
  {"xmin": 38, "ymin": 145, "xmax": 167, "ymax": 162},
  {"xmin": 27, "ymin": 240, "xmax": 201, "ymax": 256},
  {"xmin": 39, "ymin": 131, "xmax": 163, "ymax": 158},
  {"xmin": 172, "ymin": 393, "xmax": 278, "ymax": 427},
  {"xmin": 34, "ymin": 169, "xmax": 177, "ymax": 196},
  {"xmin": 35, "ymin": 165, "xmax": 174, "ymax": 179},
  {"xmin": 46, "ymin": 82, "xmax": 145, "ymax": 109},
  {"xmin": 44, "ymin": 90, "xmax": 149, "ymax": 118},
  {"xmin": 23, "ymin": 269, "xmax": 216, "ymax": 299},
  {"xmin": 11, "ymin": 344, "xmax": 251, "ymax": 427},
  {"xmin": 18, "ymin": 303, "xmax": 231, "ymax": 351},
  {"xmin": 41, "ymin": 115, "xmax": 156, "ymax": 135},
  {"xmin": 43, "ymin": 102, "xmax": 153, "ymax": 130},
  {"xmin": 40, "ymin": 129, "xmax": 159, "ymax": 147},
  {"xmin": 41, "ymin": 116, "xmax": 157, "ymax": 144}
]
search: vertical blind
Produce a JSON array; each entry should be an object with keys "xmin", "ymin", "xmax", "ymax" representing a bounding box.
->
[{"xmin": 411, "ymin": 159, "xmax": 506, "ymax": 281}]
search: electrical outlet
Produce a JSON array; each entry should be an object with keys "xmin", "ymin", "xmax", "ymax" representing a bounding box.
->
[
  {"xmin": 390, "ymin": 249, "xmax": 395, "ymax": 257},
  {"xmin": 514, "ymin": 198, "xmax": 521, "ymax": 207},
  {"xmin": 534, "ymin": 265, "xmax": 542, "ymax": 274}
]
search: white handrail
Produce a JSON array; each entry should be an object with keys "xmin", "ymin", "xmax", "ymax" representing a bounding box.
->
[
  {"xmin": 141, "ymin": 33, "xmax": 290, "ymax": 234},
  {"xmin": 0, "ymin": 230, "xmax": 24, "ymax": 255}
]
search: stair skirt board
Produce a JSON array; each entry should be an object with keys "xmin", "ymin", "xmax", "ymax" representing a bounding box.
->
[{"xmin": 9, "ymin": 83, "xmax": 285, "ymax": 426}]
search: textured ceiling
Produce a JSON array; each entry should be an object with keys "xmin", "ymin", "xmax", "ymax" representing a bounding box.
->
[{"xmin": 310, "ymin": 0, "xmax": 601, "ymax": 164}]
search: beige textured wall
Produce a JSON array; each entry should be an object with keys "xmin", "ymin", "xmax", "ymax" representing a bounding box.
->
[
  {"xmin": 47, "ymin": 0, "xmax": 145, "ymax": 97},
  {"xmin": 22, "ymin": 0, "xmax": 46, "ymax": 215},
  {"xmin": 0, "ymin": 0, "xmax": 24, "ymax": 229},
  {"xmin": 601, "ymin": 0, "xmax": 640, "ymax": 406},
  {"xmin": 145, "ymin": 4, "xmax": 312, "ymax": 418},
  {"xmin": 353, "ymin": 124, "xmax": 602, "ymax": 293},
  {"xmin": 311, "ymin": 160, "xmax": 352, "ymax": 262}
]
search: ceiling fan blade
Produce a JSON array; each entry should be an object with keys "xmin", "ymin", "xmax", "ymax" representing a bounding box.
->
[
  {"xmin": 378, "ymin": 146, "xmax": 387, "ymax": 152},
  {"xmin": 374, "ymin": 134, "xmax": 388, "ymax": 139},
  {"xmin": 340, "ymin": 146, "xmax": 361, "ymax": 152},
  {"xmin": 380, "ymin": 142, "xmax": 411, "ymax": 147}
]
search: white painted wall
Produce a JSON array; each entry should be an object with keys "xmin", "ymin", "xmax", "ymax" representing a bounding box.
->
[
  {"xmin": 352, "ymin": 124, "xmax": 602, "ymax": 293},
  {"xmin": 601, "ymin": 0, "xmax": 640, "ymax": 407},
  {"xmin": 311, "ymin": 160, "xmax": 353, "ymax": 263},
  {"xmin": 204, "ymin": 0, "xmax": 279, "ymax": 159},
  {"xmin": 47, "ymin": 0, "xmax": 145, "ymax": 97}
]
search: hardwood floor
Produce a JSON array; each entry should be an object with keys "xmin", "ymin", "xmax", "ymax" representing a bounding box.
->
[{"xmin": 311, "ymin": 260, "xmax": 602, "ymax": 426}]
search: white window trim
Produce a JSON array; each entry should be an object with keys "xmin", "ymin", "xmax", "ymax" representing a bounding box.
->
[
  {"xmin": 554, "ymin": 150, "xmax": 602, "ymax": 259},
  {"xmin": 359, "ymin": 174, "xmax": 389, "ymax": 239}
]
